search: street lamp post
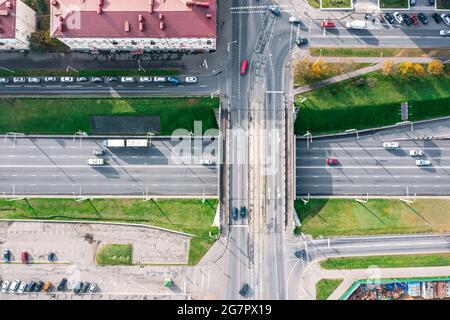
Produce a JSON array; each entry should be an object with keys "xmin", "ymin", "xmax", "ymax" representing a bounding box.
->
[
  {"xmin": 345, "ymin": 128, "xmax": 359, "ymax": 139},
  {"xmin": 227, "ymin": 40, "xmax": 238, "ymax": 54},
  {"xmin": 303, "ymin": 131, "xmax": 312, "ymax": 149},
  {"xmin": 396, "ymin": 121, "xmax": 413, "ymax": 132}
]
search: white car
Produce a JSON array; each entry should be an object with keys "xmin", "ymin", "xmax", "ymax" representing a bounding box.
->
[
  {"xmin": 44, "ymin": 76, "xmax": 57, "ymax": 82},
  {"xmin": 153, "ymin": 76, "xmax": 166, "ymax": 83},
  {"xmin": 416, "ymin": 159, "xmax": 431, "ymax": 166},
  {"xmin": 441, "ymin": 14, "xmax": 450, "ymax": 26},
  {"xmin": 439, "ymin": 30, "xmax": 450, "ymax": 36},
  {"xmin": 138, "ymin": 76, "xmax": 152, "ymax": 83},
  {"xmin": 9, "ymin": 279, "xmax": 19, "ymax": 293},
  {"xmin": 88, "ymin": 283, "xmax": 98, "ymax": 293},
  {"xmin": 120, "ymin": 77, "xmax": 134, "ymax": 83},
  {"xmin": 383, "ymin": 141, "xmax": 399, "ymax": 149},
  {"xmin": 200, "ymin": 159, "xmax": 214, "ymax": 165},
  {"xmin": 60, "ymin": 77, "xmax": 74, "ymax": 83},
  {"xmin": 13, "ymin": 77, "xmax": 26, "ymax": 83},
  {"xmin": 289, "ymin": 16, "xmax": 301, "ymax": 24},
  {"xmin": 27, "ymin": 77, "xmax": 40, "ymax": 83},
  {"xmin": 409, "ymin": 149, "xmax": 424, "ymax": 157},
  {"xmin": 86, "ymin": 158, "xmax": 104, "ymax": 166},
  {"xmin": 393, "ymin": 12, "xmax": 404, "ymax": 24},
  {"xmin": 17, "ymin": 281, "xmax": 26, "ymax": 294},
  {"xmin": 0, "ymin": 77, "xmax": 9, "ymax": 84},
  {"xmin": 1, "ymin": 280, "xmax": 10, "ymax": 293},
  {"xmin": 185, "ymin": 76, "xmax": 198, "ymax": 83}
]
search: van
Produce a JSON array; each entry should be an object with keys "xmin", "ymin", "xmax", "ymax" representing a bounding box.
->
[
  {"xmin": 43, "ymin": 281, "xmax": 52, "ymax": 293},
  {"xmin": 289, "ymin": 16, "xmax": 301, "ymax": 24},
  {"xmin": 345, "ymin": 20, "xmax": 366, "ymax": 29},
  {"xmin": 86, "ymin": 158, "xmax": 104, "ymax": 166},
  {"xmin": 120, "ymin": 77, "xmax": 135, "ymax": 83},
  {"xmin": 383, "ymin": 142, "xmax": 399, "ymax": 149},
  {"xmin": 240, "ymin": 59, "xmax": 249, "ymax": 75}
]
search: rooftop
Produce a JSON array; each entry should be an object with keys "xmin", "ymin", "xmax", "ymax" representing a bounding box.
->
[
  {"xmin": 0, "ymin": 0, "xmax": 16, "ymax": 39},
  {"xmin": 50, "ymin": 0, "xmax": 217, "ymax": 39}
]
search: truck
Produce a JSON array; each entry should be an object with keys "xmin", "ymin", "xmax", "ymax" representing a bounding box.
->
[
  {"xmin": 345, "ymin": 20, "xmax": 366, "ymax": 29},
  {"xmin": 126, "ymin": 139, "xmax": 148, "ymax": 147},
  {"xmin": 102, "ymin": 139, "xmax": 125, "ymax": 147}
]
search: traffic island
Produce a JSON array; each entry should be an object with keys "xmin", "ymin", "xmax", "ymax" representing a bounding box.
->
[
  {"xmin": 96, "ymin": 244, "xmax": 133, "ymax": 266},
  {"xmin": 316, "ymin": 279, "xmax": 344, "ymax": 300},
  {"xmin": 320, "ymin": 0, "xmax": 353, "ymax": 9},
  {"xmin": 378, "ymin": 0, "xmax": 409, "ymax": 9}
]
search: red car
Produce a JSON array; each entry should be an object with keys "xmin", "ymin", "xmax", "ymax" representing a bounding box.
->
[
  {"xmin": 240, "ymin": 59, "xmax": 248, "ymax": 75},
  {"xmin": 326, "ymin": 158, "xmax": 338, "ymax": 165},
  {"xmin": 410, "ymin": 14, "xmax": 419, "ymax": 25},
  {"xmin": 21, "ymin": 251, "xmax": 29, "ymax": 264},
  {"xmin": 321, "ymin": 20, "xmax": 335, "ymax": 28}
]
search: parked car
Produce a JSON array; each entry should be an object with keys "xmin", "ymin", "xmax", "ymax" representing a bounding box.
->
[
  {"xmin": 43, "ymin": 281, "xmax": 52, "ymax": 293},
  {"xmin": 416, "ymin": 159, "xmax": 431, "ymax": 166},
  {"xmin": 34, "ymin": 281, "xmax": 44, "ymax": 292},
  {"xmin": 48, "ymin": 252, "xmax": 56, "ymax": 262},
  {"xmin": 76, "ymin": 77, "xmax": 89, "ymax": 83},
  {"xmin": 88, "ymin": 283, "xmax": 98, "ymax": 294},
  {"xmin": 0, "ymin": 77, "xmax": 9, "ymax": 84},
  {"xmin": 153, "ymin": 76, "xmax": 166, "ymax": 83},
  {"xmin": 120, "ymin": 77, "xmax": 134, "ymax": 83},
  {"xmin": 289, "ymin": 16, "xmax": 301, "ymax": 24},
  {"xmin": 428, "ymin": 0, "xmax": 435, "ymax": 4},
  {"xmin": 410, "ymin": 0, "xmax": 416, "ymax": 6},
  {"xmin": 440, "ymin": 29, "xmax": 450, "ymax": 36},
  {"xmin": 268, "ymin": 5, "xmax": 281, "ymax": 16},
  {"xmin": 1, "ymin": 281, "xmax": 10, "ymax": 293},
  {"xmin": 393, "ymin": 12, "xmax": 404, "ymax": 24},
  {"xmin": 13, "ymin": 77, "xmax": 26, "ymax": 83},
  {"xmin": 73, "ymin": 282, "xmax": 84, "ymax": 294},
  {"xmin": 21, "ymin": 251, "xmax": 29, "ymax": 264},
  {"xmin": 239, "ymin": 283, "xmax": 249, "ymax": 297},
  {"xmin": 3, "ymin": 249, "xmax": 11, "ymax": 262},
  {"xmin": 296, "ymin": 38, "xmax": 308, "ymax": 46},
  {"xmin": 200, "ymin": 159, "xmax": 213, "ymax": 165},
  {"xmin": 81, "ymin": 282, "xmax": 90, "ymax": 293},
  {"xmin": 410, "ymin": 14, "xmax": 419, "ymax": 25},
  {"xmin": 167, "ymin": 76, "xmax": 181, "ymax": 85},
  {"xmin": 384, "ymin": 13, "xmax": 395, "ymax": 24},
  {"xmin": 383, "ymin": 141, "xmax": 399, "ymax": 149},
  {"xmin": 44, "ymin": 76, "xmax": 57, "ymax": 82},
  {"xmin": 57, "ymin": 278, "xmax": 67, "ymax": 291},
  {"xmin": 91, "ymin": 77, "xmax": 103, "ymax": 83},
  {"xmin": 185, "ymin": 76, "xmax": 198, "ymax": 83},
  {"xmin": 441, "ymin": 14, "xmax": 450, "ymax": 26},
  {"xmin": 60, "ymin": 77, "xmax": 74, "ymax": 83},
  {"xmin": 232, "ymin": 207, "xmax": 238, "ymax": 221},
  {"xmin": 138, "ymin": 76, "xmax": 152, "ymax": 83},
  {"xmin": 326, "ymin": 158, "xmax": 338, "ymax": 165},
  {"xmin": 432, "ymin": 13, "xmax": 443, "ymax": 23},
  {"xmin": 240, "ymin": 206, "xmax": 247, "ymax": 218},
  {"xmin": 9, "ymin": 280, "xmax": 19, "ymax": 293},
  {"xmin": 106, "ymin": 77, "xmax": 119, "ymax": 83},
  {"xmin": 402, "ymin": 14, "xmax": 412, "ymax": 26},
  {"xmin": 409, "ymin": 149, "xmax": 424, "ymax": 156},
  {"xmin": 25, "ymin": 281, "xmax": 35, "ymax": 292},
  {"xmin": 27, "ymin": 77, "xmax": 40, "ymax": 83},
  {"xmin": 364, "ymin": 13, "xmax": 376, "ymax": 22},
  {"xmin": 418, "ymin": 13, "xmax": 429, "ymax": 24},
  {"xmin": 321, "ymin": 20, "xmax": 335, "ymax": 28},
  {"xmin": 17, "ymin": 282, "xmax": 27, "ymax": 294}
]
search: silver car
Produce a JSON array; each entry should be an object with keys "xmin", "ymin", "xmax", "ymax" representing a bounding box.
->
[
  {"xmin": 416, "ymin": 159, "xmax": 431, "ymax": 166},
  {"xmin": 8, "ymin": 279, "xmax": 19, "ymax": 293},
  {"xmin": 439, "ymin": 30, "xmax": 450, "ymax": 36},
  {"xmin": 0, "ymin": 77, "xmax": 9, "ymax": 84},
  {"xmin": 28, "ymin": 77, "xmax": 40, "ymax": 83},
  {"xmin": 13, "ymin": 77, "xmax": 26, "ymax": 83}
]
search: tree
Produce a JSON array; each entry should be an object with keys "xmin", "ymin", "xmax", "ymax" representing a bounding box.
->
[
  {"xmin": 382, "ymin": 60, "xmax": 394, "ymax": 76},
  {"xmin": 396, "ymin": 61, "xmax": 414, "ymax": 76},
  {"xmin": 36, "ymin": 0, "xmax": 47, "ymax": 15},
  {"xmin": 309, "ymin": 59, "xmax": 328, "ymax": 78},
  {"xmin": 427, "ymin": 60, "xmax": 444, "ymax": 76},
  {"xmin": 412, "ymin": 63, "xmax": 425, "ymax": 76}
]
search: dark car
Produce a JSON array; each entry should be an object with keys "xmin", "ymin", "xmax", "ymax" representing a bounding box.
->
[
  {"xmin": 73, "ymin": 282, "xmax": 84, "ymax": 294},
  {"xmin": 268, "ymin": 5, "xmax": 281, "ymax": 16},
  {"xmin": 239, "ymin": 283, "xmax": 249, "ymax": 297},
  {"xmin": 410, "ymin": 14, "xmax": 419, "ymax": 25},
  {"xmin": 364, "ymin": 13, "xmax": 376, "ymax": 22},
  {"xmin": 25, "ymin": 281, "xmax": 35, "ymax": 292},
  {"xmin": 3, "ymin": 249, "xmax": 11, "ymax": 263},
  {"xmin": 232, "ymin": 207, "xmax": 238, "ymax": 221},
  {"xmin": 294, "ymin": 249, "xmax": 311, "ymax": 260},
  {"xmin": 296, "ymin": 38, "xmax": 308, "ymax": 46},
  {"xmin": 34, "ymin": 281, "xmax": 44, "ymax": 292},
  {"xmin": 402, "ymin": 14, "xmax": 412, "ymax": 25},
  {"xmin": 81, "ymin": 282, "xmax": 90, "ymax": 294},
  {"xmin": 167, "ymin": 76, "xmax": 181, "ymax": 85},
  {"xmin": 48, "ymin": 252, "xmax": 56, "ymax": 262},
  {"xmin": 239, "ymin": 206, "xmax": 247, "ymax": 218},
  {"xmin": 417, "ymin": 13, "xmax": 429, "ymax": 24},
  {"xmin": 384, "ymin": 13, "xmax": 395, "ymax": 24},
  {"xmin": 432, "ymin": 13, "xmax": 442, "ymax": 23},
  {"xmin": 428, "ymin": 0, "xmax": 435, "ymax": 5},
  {"xmin": 57, "ymin": 278, "xmax": 67, "ymax": 291}
]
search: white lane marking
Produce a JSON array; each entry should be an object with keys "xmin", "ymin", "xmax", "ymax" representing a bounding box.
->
[{"xmin": 0, "ymin": 164, "xmax": 217, "ymax": 168}]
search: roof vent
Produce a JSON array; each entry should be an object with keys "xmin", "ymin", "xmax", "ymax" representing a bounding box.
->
[
  {"xmin": 51, "ymin": 0, "xmax": 59, "ymax": 6},
  {"xmin": 5, "ymin": 2, "xmax": 11, "ymax": 8},
  {"xmin": 206, "ymin": 13, "xmax": 211, "ymax": 19},
  {"xmin": 149, "ymin": 0, "xmax": 154, "ymax": 14},
  {"xmin": 98, "ymin": 0, "xmax": 103, "ymax": 6},
  {"xmin": 58, "ymin": 16, "xmax": 64, "ymax": 21},
  {"xmin": 159, "ymin": 21, "xmax": 164, "ymax": 30},
  {"xmin": 0, "ymin": 10, "xmax": 9, "ymax": 16},
  {"xmin": 139, "ymin": 22, "xmax": 144, "ymax": 31},
  {"xmin": 138, "ymin": 14, "xmax": 144, "ymax": 22},
  {"xmin": 97, "ymin": 5, "xmax": 102, "ymax": 14},
  {"xmin": 59, "ymin": 21, "xmax": 65, "ymax": 32},
  {"xmin": 124, "ymin": 21, "xmax": 130, "ymax": 32},
  {"xmin": 159, "ymin": 13, "xmax": 163, "ymax": 20}
]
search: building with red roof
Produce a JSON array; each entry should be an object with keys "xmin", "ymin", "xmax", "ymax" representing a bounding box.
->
[
  {"xmin": 50, "ymin": 0, "xmax": 217, "ymax": 53},
  {"xmin": 0, "ymin": 0, "xmax": 36, "ymax": 51}
]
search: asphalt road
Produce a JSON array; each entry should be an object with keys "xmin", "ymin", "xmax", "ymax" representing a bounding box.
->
[
  {"xmin": 0, "ymin": 137, "xmax": 218, "ymax": 197},
  {"xmin": 296, "ymin": 119, "xmax": 450, "ymax": 196}
]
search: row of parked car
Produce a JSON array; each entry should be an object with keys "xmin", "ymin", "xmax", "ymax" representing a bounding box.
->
[
  {"xmin": 0, "ymin": 76, "xmax": 198, "ymax": 85},
  {"xmin": 1, "ymin": 278, "xmax": 98, "ymax": 295},
  {"xmin": 3, "ymin": 249, "xmax": 55, "ymax": 263},
  {"xmin": 231, "ymin": 206, "xmax": 247, "ymax": 220}
]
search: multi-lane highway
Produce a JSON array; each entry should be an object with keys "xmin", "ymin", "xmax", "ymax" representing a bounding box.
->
[
  {"xmin": 297, "ymin": 119, "xmax": 450, "ymax": 196},
  {"xmin": 0, "ymin": 137, "xmax": 218, "ymax": 197}
]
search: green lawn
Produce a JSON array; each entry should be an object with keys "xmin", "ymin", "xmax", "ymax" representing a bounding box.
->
[
  {"xmin": 379, "ymin": 0, "xmax": 409, "ymax": 8},
  {"xmin": 307, "ymin": 0, "xmax": 321, "ymax": 8},
  {"xmin": 321, "ymin": 0, "xmax": 352, "ymax": 8},
  {"xmin": 0, "ymin": 97, "xmax": 218, "ymax": 135},
  {"xmin": 316, "ymin": 279, "xmax": 343, "ymax": 300},
  {"xmin": 0, "ymin": 198, "xmax": 218, "ymax": 265},
  {"xmin": 309, "ymin": 47, "xmax": 450, "ymax": 58},
  {"xmin": 96, "ymin": 244, "xmax": 133, "ymax": 266},
  {"xmin": 321, "ymin": 253, "xmax": 450, "ymax": 270},
  {"xmin": 294, "ymin": 70, "xmax": 450, "ymax": 135},
  {"xmin": 436, "ymin": 0, "xmax": 450, "ymax": 9},
  {"xmin": 295, "ymin": 199, "xmax": 450, "ymax": 238},
  {"xmin": 0, "ymin": 69, "xmax": 180, "ymax": 77}
]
